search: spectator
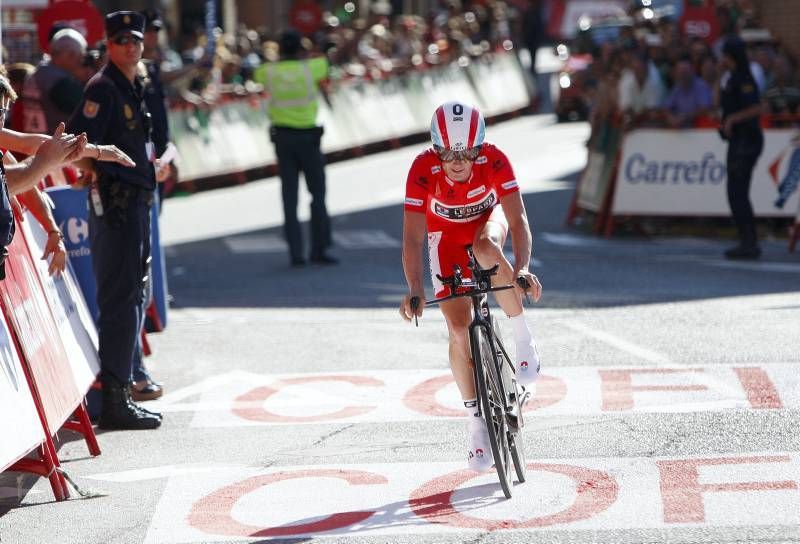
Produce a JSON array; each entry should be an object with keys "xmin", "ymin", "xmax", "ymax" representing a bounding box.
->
[
  {"xmin": 520, "ymin": 0, "xmax": 544, "ymax": 84},
  {"xmin": 67, "ymin": 11, "xmax": 163, "ymax": 430},
  {"xmin": 764, "ymin": 54, "xmax": 800, "ymax": 120},
  {"xmin": 0, "ymin": 73, "xmax": 84, "ymax": 279},
  {"xmin": 254, "ymin": 30, "xmax": 336, "ymax": 267},
  {"xmin": 4, "ymin": 63, "xmax": 34, "ymax": 131},
  {"xmin": 699, "ymin": 54, "xmax": 719, "ymax": 96},
  {"xmin": 663, "ymin": 57, "xmax": 713, "ymax": 128},
  {"xmin": 618, "ymin": 53, "xmax": 666, "ymax": 125},
  {"xmin": 21, "ymin": 29, "xmax": 87, "ymax": 134}
]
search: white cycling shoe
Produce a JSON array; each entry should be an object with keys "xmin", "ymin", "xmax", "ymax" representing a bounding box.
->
[
  {"xmin": 466, "ymin": 416, "xmax": 493, "ymax": 472},
  {"xmin": 515, "ymin": 342, "xmax": 541, "ymax": 386}
]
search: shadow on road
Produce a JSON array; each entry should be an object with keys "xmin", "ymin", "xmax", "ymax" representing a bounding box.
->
[{"xmin": 165, "ymin": 174, "xmax": 799, "ymax": 311}]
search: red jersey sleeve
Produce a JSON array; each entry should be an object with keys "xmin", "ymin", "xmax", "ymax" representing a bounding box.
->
[
  {"xmin": 485, "ymin": 144, "xmax": 519, "ymax": 198},
  {"xmin": 404, "ymin": 152, "xmax": 432, "ymax": 213}
]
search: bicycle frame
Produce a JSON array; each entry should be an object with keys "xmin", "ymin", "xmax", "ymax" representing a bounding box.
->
[{"xmin": 467, "ymin": 293, "xmax": 512, "ymax": 420}]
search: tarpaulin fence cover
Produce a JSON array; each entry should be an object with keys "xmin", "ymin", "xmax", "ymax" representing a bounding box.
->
[{"xmin": 170, "ymin": 52, "xmax": 533, "ymax": 183}]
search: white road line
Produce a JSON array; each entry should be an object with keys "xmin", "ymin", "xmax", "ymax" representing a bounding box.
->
[
  {"xmin": 87, "ymin": 464, "xmax": 245, "ymax": 483},
  {"xmin": 700, "ymin": 260, "xmax": 800, "ymax": 274},
  {"xmin": 223, "ymin": 234, "xmax": 286, "ymax": 254},
  {"xmin": 541, "ymin": 232, "xmax": 609, "ymax": 247},
  {"xmin": 332, "ymin": 230, "xmax": 400, "ymax": 249},
  {"xmin": 224, "ymin": 230, "xmax": 401, "ymax": 254},
  {"xmin": 558, "ymin": 320, "xmax": 673, "ymax": 365},
  {"xmin": 142, "ymin": 364, "xmax": 799, "ymax": 425},
  {"xmin": 142, "ymin": 453, "xmax": 800, "ymax": 543}
]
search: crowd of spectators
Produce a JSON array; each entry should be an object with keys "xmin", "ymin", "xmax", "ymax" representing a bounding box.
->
[
  {"xmin": 99, "ymin": 0, "xmax": 534, "ymax": 102},
  {"xmin": 582, "ymin": 0, "xmax": 800, "ymax": 140}
]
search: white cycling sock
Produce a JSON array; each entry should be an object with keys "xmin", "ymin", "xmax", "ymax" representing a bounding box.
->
[
  {"xmin": 463, "ymin": 398, "xmax": 479, "ymax": 417},
  {"xmin": 509, "ymin": 313, "xmax": 532, "ymax": 346}
]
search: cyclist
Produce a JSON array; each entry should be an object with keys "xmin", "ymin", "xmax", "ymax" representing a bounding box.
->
[{"xmin": 399, "ymin": 101, "xmax": 542, "ymax": 472}]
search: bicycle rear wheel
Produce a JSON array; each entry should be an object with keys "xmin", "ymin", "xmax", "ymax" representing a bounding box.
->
[
  {"xmin": 491, "ymin": 316, "xmax": 527, "ymax": 484},
  {"xmin": 474, "ymin": 325, "xmax": 513, "ymax": 498}
]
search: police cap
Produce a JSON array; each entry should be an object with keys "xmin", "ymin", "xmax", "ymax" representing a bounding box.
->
[
  {"xmin": 106, "ymin": 11, "xmax": 145, "ymax": 40},
  {"xmin": 141, "ymin": 9, "xmax": 164, "ymax": 32}
]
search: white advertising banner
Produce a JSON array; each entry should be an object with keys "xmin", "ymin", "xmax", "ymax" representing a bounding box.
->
[
  {"xmin": 612, "ymin": 129, "xmax": 800, "ymax": 217},
  {"xmin": 21, "ymin": 213, "xmax": 100, "ymax": 394},
  {"xmin": 0, "ymin": 310, "xmax": 44, "ymax": 472}
]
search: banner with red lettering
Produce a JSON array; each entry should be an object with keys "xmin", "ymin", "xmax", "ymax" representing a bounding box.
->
[
  {"xmin": 0, "ymin": 307, "xmax": 44, "ymax": 472},
  {"xmin": 20, "ymin": 212, "xmax": 99, "ymax": 392},
  {"xmin": 612, "ymin": 129, "xmax": 799, "ymax": 217},
  {"xmin": 0, "ymin": 214, "xmax": 82, "ymax": 435}
]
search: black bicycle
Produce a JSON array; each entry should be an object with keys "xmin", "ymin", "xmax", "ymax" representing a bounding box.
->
[{"xmin": 411, "ymin": 247, "xmax": 530, "ymax": 498}]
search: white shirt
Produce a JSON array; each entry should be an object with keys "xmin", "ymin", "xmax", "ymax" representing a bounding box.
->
[{"xmin": 618, "ymin": 64, "xmax": 666, "ymax": 114}]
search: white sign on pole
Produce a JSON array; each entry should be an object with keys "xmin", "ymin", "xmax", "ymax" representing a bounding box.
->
[
  {"xmin": 0, "ymin": 311, "xmax": 44, "ymax": 472},
  {"xmin": 612, "ymin": 129, "xmax": 800, "ymax": 217}
]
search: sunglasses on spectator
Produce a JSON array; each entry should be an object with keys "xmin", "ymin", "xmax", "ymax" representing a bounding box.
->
[
  {"xmin": 112, "ymin": 34, "xmax": 143, "ymax": 46},
  {"xmin": 434, "ymin": 145, "xmax": 482, "ymax": 162}
]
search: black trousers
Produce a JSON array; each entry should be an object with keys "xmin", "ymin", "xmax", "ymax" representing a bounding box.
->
[
  {"xmin": 726, "ymin": 134, "xmax": 764, "ymax": 248},
  {"xmin": 272, "ymin": 127, "xmax": 332, "ymax": 260},
  {"xmin": 89, "ymin": 182, "xmax": 152, "ymax": 384}
]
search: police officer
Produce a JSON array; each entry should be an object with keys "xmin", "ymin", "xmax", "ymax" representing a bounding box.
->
[
  {"xmin": 254, "ymin": 30, "xmax": 336, "ymax": 267},
  {"xmin": 67, "ymin": 11, "xmax": 162, "ymax": 430},
  {"xmin": 719, "ymin": 37, "xmax": 764, "ymax": 260}
]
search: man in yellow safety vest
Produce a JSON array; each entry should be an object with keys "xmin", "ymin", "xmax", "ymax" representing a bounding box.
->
[{"xmin": 254, "ymin": 30, "xmax": 336, "ymax": 267}]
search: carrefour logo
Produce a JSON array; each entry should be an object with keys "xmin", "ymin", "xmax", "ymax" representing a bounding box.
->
[
  {"xmin": 624, "ymin": 153, "xmax": 726, "ymax": 185},
  {"xmin": 58, "ymin": 217, "xmax": 91, "ymax": 258},
  {"xmin": 61, "ymin": 217, "xmax": 89, "ymax": 245}
]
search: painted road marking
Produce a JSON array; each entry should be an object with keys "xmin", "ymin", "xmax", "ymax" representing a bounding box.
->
[
  {"xmin": 140, "ymin": 452, "xmax": 800, "ymax": 542},
  {"xmin": 224, "ymin": 230, "xmax": 401, "ymax": 254},
  {"xmin": 144, "ymin": 364, "xmax": 799, "ymax": 427},
  {"xmin": 332, "ymin": 230, "xmax": 400, "ymax": 249},
  {"xmin": 700, "ymin": 260, "xmax": 800, "ymax": 274},
  {"xmin": 559, "ymin": 320, "xmax": 672, "ymax": 365},
  {"xmin": 223, "ymin": 234, "xmax": 286, "ymax": 254}
]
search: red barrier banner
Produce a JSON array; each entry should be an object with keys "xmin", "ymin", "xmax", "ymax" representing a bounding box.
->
[
  {"xmin": 0, "ymin": 308, "xmax": 44, "ymax": 472},
  {"xmin": 0, "ymin": 214, "xmax": 82, "ymax": 435},
  {"xmin": 20, "ymin": 212, "xmax": 99, "ymax": 393}
]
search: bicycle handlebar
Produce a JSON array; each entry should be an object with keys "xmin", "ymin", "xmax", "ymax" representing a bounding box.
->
[{"xmin": 425, "ymin": 283, "xmax": 514, "ymax": 306}]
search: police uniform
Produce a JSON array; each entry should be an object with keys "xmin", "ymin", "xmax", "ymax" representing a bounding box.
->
[
  {"xmin": 67, "ymin": 11, "xmax": 161, "ymax": 430},
  {"xmin": 720, "ymin": 41, "xmax": 764, "ymax": 258},
  {"xmin": 253, "ymin": 31, "xmax": 334, "ymax": 266}
]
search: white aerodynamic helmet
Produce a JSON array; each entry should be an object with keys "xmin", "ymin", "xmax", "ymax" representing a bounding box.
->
[{"xmin": 430, "ymin": 101, "xmax": 486, "ymax": 152}]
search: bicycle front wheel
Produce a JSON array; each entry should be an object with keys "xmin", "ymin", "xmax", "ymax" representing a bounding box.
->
[
  {"xmin": 492, "ymin": 316, "xmax": 527, "ymax": 484},
  {"xmin": 474, "ymin": 324, "xmax": 513, "ymax": 498}
]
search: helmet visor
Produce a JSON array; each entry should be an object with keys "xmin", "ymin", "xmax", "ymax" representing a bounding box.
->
[{"xmin": 434, "ymin": 145, "xmax": 482, "ymax": 162}]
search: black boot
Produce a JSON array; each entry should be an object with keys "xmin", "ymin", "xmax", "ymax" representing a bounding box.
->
[
  {"xmin": 725, "ymin": 223, "xmax": 761, "ymax": 260},
  {"xmin": 99, "ymin": 377, "xmax": 162, "ymax": 430}
]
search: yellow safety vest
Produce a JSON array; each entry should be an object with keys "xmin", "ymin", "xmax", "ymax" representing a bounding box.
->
[{"xmin": 254, "ymin": 57, "xmax": 328, "ymax": 129}]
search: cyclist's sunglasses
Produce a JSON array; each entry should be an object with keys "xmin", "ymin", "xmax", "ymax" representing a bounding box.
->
[
  {"xmin": 434, "ymin": 145, "xmax": 482, "ymax": 162},
  {"xmin": 112, "ymin": 34, "xmax": 143, "ymax": 46}
]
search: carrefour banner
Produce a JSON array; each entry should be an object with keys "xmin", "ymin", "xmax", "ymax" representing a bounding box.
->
[
  {"xmin": 21, "ymin": 212, "xmax": 99, "ymax": 393},
  {"xmin": 612, "ymin": 129, "xmax": 800, "ymax": 217}
]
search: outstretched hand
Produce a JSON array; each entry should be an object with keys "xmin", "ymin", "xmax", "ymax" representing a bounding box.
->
[
  {"xmin": 104, "ymin": 146, "xmax": 136, "ymax": 167},
  {"xmin": 35, "ymin": 123, "xmax": 81, "ymax": 168},
  {"xmin": 42, "ymin": 233, "xmax": 66, "ymax": 276}
]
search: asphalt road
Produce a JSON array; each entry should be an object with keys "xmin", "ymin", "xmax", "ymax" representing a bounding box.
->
[{"xmin": 1, "ymin": 114, "xmax": 799, "ymax": 544}]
